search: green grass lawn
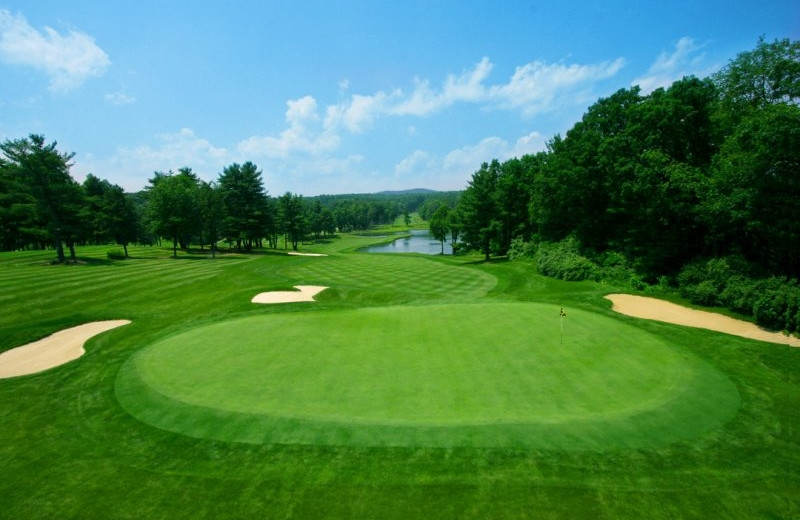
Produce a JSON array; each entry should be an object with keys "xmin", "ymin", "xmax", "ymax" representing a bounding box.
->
[
  {"xmin": 1, "ymin": 241, "xmax": 798, "ymax": 519},
  {"xmin": 118, "ymin": 303, "xmax": 738, "ymax": 450}
]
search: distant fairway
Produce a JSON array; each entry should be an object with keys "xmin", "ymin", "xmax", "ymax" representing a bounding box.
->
[
  {"xmin": 117, "ymin": 302, "xmax": 739, "ymax": 449},
  {"xmin": 279, "ymin": 253, "xmax": 497, "ymax": 300}
]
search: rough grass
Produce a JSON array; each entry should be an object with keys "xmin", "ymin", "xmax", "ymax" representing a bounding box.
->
[{"xmin": 1, "ymin": 242, "xmax": 799, "ymax": 519}]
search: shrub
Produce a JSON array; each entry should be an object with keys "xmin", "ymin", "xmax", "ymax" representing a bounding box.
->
[
  {"xmin": 691, "ymin": 280, "xmax": 719, "ymax": 306},
  {"xmin": 628, "ymin": 275, "xmax": 647, "ymax": 291},
  {"xmin": 752, "ymin": 278, "xmax": 800, "ymax": 333},
  {"xmin": 677, "ymin": 260, "xmax": 708, "ymax": 296},
  {"xmin": 508, "ymin": 237, "xmax": 537, "ymax": 260},
  {"xmin": 644, "ymin": 276, "xmax": 672, "ymax": 294},
  {"xmin": 510, "ymin": 238, "xmax": 641, "ymax": 284},
  {"xmin": 535, "ymin": 237, "xmax": 599, "ymax": 281},
  {"xmin": 597, "ymin": 251, "xmax": 638, "ymax": 285},
  {"xmin": 678, "ymin": 259, "xmax": 800, "ymax": 334},
  {"xmin": 677, "ymin": 256, "xmax": 752, "ymax": 307},
  {"xmin": 107, "ymin": 249, "xmax": 126, "ymax": 260},
  {"xmin": 719, "ymin": 275, "xmax": 758, "ymax": 315}
]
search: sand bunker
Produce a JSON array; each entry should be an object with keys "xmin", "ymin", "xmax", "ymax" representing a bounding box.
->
[
  {"xmin": 606, "ymin": 294, "xmax": 800, "ymax": 347},
  {"xmin": 251, "ymin": 285, "xmax": 329, "ymax": 304},
  {"xmin": 288, "ymin": 252, "xmax": 328, "ymax": 257},
  {"xmin": 0, "ymin": 320, "xmax": 132, "ymax": 378}
]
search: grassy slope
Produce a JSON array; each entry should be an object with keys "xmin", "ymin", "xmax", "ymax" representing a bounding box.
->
[{"xmin": 0, "ymin": 239, "xmax": 798, "ymax": 519}]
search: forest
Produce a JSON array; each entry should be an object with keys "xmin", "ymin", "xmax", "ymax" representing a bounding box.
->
[
  {"xmin": 447, "ymin": 37, "xmax": 799, "ymax": 334},
  {"xmin": 0, "ymin": 148, "xmax": 432, "ymax": 259},
  {"xmin": 1, "ymin": 37, "xmax": 798, "ymax": 333}
]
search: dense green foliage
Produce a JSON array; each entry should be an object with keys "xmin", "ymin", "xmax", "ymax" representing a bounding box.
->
[
  {"xmin": 0, "ymin": 241, "xmax": 798, "ymax": 519},
  {"xmin": 457, "ymin": 37, "xmax": 800, "ymax": 333},
  {"xmin": 0, "ymin": 135, "xmax": 83, "ymax": 261},
  {"xmin": 0, "ymin": 141, "xmax": 443, "ymax": 259}
]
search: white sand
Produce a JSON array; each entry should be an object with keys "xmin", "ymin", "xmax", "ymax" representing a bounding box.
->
[
  {"xmin": 0, "ymin": 320, "xmax": 132, "ymax": 378},
  {"xmin": 288, "ymin": 252, "xmax": 328, "ymax": 257},
  {"xmin": 251, "ymin": 285, "xmax": 329, "ymax": 304},
  {"xmin": 605, "ymin": 294, "xmax": 800, "ymax": 347}
]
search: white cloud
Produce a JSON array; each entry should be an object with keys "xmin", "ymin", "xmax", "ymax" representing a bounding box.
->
[
  {"xmin": 326, "ymin": 55, "xmax": 623, "ymax": 127},
  {"xmin": 387, "ymin": 78, "xmax": 440, "ymax": 116},
  {"xmin": 389, "ymin": 131, "xmax": 548, "ymax": 192},
  {"xmin": 389, "ymin": 57, "xmax": 492, "ymax": 116},
  {"xmin": 0, "ymin": 9, "xmax": 110, "ymax": 92},
  {"xmin": 286, "ymin": 95, "xmax": 319, "ymax": 124},
  {"xmin": 633, "ymin": 37, "xmax": 710, "ymax": 94},
  {"xmin": 443, "ymin": 131, "xmax": 546, "ymax": 174},
  {"xmin": 394, "ymin": 150, "xmax": 436, "ymax": 177},
  {"xmin": 94, "ymin": 56, "xmax": 619, "ymax": 194},
  {"xmin": 268, "ymin": 154, "xmax": 366, "ymax": 195},
  {"xmin": 444, "ymin": 56, "xmax": 493, "ymax": 102},
  {"xmin": 132, "ymin": 127, "xmax": 228, "ymax": 168},
  {"xmin": 489, "ymin": 58, "xmax": 625, "ymax": 115},
  {"xmin": 443, "ymin": 136, "xmax": 508, "ymax": 174},
  {"xmin": 238, "ymin": 95, "xmax": 340, "ymax": 157},
  {"xmin": 341, "ymin": 92, "xmax": 390, "ymax": 132},
  {"xmin": 73, "ymin": 128, "xmax": 228, "ymax": 191},
  {"xmin": 104, "ymin": 92, "xmax": 135, "ymax": 105},
  {"xmin": 510, "ymin": 131, "xmax": 546, "ymax": 157}
]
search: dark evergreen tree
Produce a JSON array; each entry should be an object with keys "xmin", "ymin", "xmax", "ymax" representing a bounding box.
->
[
  {"xmin": 0, "ymin": 135, "xmax": 83, "ymax": 262},
  {"xmin": 278, "ymin": 192, "xmax": 307, "ymax": 251},
  {"xmin": 218, "ymin": 162, "xmax": 269, "ymax": 251}
]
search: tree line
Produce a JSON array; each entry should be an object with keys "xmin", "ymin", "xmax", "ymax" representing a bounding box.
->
[
  {"xmin": 449, "ymin": 37, "xmax": 800, "ymax": 333},
  {"xmin": 0, "ymin": 142, "xmax": 438, "ymax": 259}
]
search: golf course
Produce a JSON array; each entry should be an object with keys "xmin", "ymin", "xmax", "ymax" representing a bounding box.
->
[{"xmin": 1, "ymin": 232, "xmax": 798, "ymax": 519}]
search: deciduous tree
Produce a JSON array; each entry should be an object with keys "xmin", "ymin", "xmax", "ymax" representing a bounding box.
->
[
  {"xmin": 146, "ymin": 168, "xmax": 201, "ymax": 257},
  {"xmin": 428, "ymin": 204, "xmax": 450, "ymax": 255},
  {"xmin": 459, "ymin": 160, "xmax": 501, "ymax": 260}
]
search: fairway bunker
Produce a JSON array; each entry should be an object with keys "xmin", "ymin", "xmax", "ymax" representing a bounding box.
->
[
  {"xmin": 0, "ymin": 320, "xmax": 131, "ymax": 378},
  {"xmin": 251, "ymin": 285, "xmax": 328, "ymax": 304},
  {"xmin": 117, "ymin": 303, "xmax": 739, "ymax": 450}
]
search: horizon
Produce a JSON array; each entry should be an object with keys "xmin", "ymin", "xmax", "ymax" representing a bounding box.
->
[{"xmin": 1, "ymin": 1, "xmax": 797, "ymax": 196}]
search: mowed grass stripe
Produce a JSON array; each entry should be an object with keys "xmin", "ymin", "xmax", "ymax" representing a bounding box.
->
[
  {"xmin": 0, "ymin": 259, "xmax": 248, "ymax": 312},
  {"xmin": 281, "ymin": 254, "xmax": 496, "ymax": 298},
  {"xmin": 0, "ymin": 255, "xmax": 244, "ymax": 290},
  {"xmin": 0, "ymin": 250, "xmax": 266, "ymax": 348}
]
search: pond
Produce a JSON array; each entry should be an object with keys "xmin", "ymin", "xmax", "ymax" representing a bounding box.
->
[{"xmin": 362, "ymin": 229, "xmax": 453, "ymax": 255}]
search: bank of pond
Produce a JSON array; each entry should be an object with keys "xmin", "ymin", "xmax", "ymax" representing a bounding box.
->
[{"xmin": 361, "ymin": 229, "xmax": 453, "ymax": 255}]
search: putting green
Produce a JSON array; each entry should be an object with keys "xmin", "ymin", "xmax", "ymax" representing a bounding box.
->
[{"xmin": 116, "ymin": 303, "xmax": 739, "ymax": 449}]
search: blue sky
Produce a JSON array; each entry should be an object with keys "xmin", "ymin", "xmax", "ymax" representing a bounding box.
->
[{"xmin": 1, "ymin": 1, "xmax": 797, "ymax": 195}]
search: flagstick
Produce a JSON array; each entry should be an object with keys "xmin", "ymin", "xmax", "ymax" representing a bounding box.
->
[{"xmin": 560, "ymin": 314, "xmax": 564, "ymax": 347}]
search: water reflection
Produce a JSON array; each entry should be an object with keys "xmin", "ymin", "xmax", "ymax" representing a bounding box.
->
[{"xmin": 362, "ymin": 229, "xmax": 453, "ymax": 255}]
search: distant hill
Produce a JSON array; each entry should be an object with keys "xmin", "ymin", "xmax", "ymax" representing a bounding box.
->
[{"xmin": 375, "ymin": 188, "xmax": 439, "ymax": 195}]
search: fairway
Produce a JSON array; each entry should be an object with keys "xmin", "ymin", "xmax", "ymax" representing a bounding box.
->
[
  {"xmin": 2, "ymin": 245, "xmax": 798, "ymax": 519},
  {"xmin": 279, "ymin": 253, "xmax": 497, "ymax": 299},
  {"xmin": 117, "ymin": 302, "xmax": 739, "ymax": 449}
]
